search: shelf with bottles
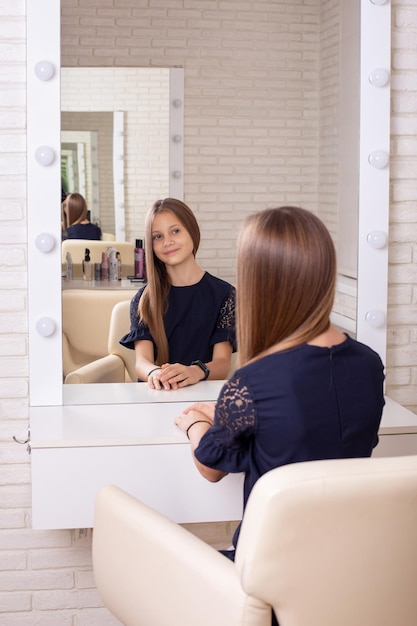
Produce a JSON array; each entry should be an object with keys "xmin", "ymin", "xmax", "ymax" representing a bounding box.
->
[{"xmin": 62, "ymin": 277, "xmax": 146, "ymax": 290}]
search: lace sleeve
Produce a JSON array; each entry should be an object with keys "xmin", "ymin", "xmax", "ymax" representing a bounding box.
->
[
  {"xmin": 215, "ymin": 375, "xmax": 256, "ymax": 440},
  {"xmin": 213, "ymin": 285, "xmax": 236, "ymax": 351},
  {"xmin": 129, "ymin": 287, "xmax": 148, "ymax": 330},
  {"xmin": 217, "ymin": 285, "xmax": 236, "ymax": 332},
  {"xmin": 119, "ymin": 287, "xmax": 152, "ymax": 350},
  {"xmin": 194, "ymin": 375, "xmax": 256, "ymax": 472}
]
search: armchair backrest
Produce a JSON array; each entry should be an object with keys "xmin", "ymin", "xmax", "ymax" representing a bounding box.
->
[
  {"xmin": 107, "ymin": 300, "xmax": 137, "ymax": 382},
  {"xmin": 236, "ymin": 455, "xmax": 417, "ymax": 626},
  {"xmin": 62, "ymin": 289, "xmax": 136, "ymax": 377},
  {"xmin": 93, "ymin": 455, "xmax": 417, "ymax": 626}
]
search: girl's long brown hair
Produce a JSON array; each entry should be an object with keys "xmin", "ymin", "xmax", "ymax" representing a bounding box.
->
[
  {"xmin": 62, "ymin": 193, "xmax": 88, "ymax": 230},
  {"xmin": 139, "ymin": 198, "xmax": 201, "ymax": 364},
  {"xmin": 237, "ymin": 206, "xmax": 336, "ymax": 364}
]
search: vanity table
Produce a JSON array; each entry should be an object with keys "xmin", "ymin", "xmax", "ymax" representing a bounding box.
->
[
  {"xmin": 27, "ymin": 0, "xmax": 414, "ymax": 537},
  {"xmin": 30, "ymin": 381, "xmax": 244, "ymax": 530},
  {"xmin": 62, "ymin": 278, "xmax": 145, "ymax": 290},
  {"xmin": 373, "ymin": 397, "xmax": 417, "ymax": 457},
  {"xmin": 29, "ymin": 381, "xmax": 417, "ymax": 531}
]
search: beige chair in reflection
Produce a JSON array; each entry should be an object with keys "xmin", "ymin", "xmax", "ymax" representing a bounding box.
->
[
  {"xmin": 62, "ymin": 239, "xmax": 135, "ymax": 278},
  {"xmin": 64, "ymin": 300, "xmax": 136, "ymax": 383},
  {"xmin": 65, "ymin": 298, "xmax": 239, "ymax": 384},
  {"xmin": 63, "ymin": 293, "xmax": 136, "ymax": 382},
  {"xmin": 93, "ymin": 455, "xmax": 417, "ymax": 626}
]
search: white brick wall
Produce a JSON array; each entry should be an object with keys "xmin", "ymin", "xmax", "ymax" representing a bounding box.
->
[
  {"xmin": 389, "ymin": 0, "xmax": 417, "ymax": 410},
  {"xmin": 0, "ymin": 0, "xmax": 416, "ymax": 623}
]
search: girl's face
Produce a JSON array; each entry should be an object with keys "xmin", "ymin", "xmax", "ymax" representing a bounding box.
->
[{"xmin": 151, "ymin": 211, "xmax": 194, "ymax": 267}]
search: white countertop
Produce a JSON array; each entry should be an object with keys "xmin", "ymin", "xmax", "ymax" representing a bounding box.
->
[
  {"xmin": 30, "ymin": 402, "xmax": 192, "ymax": 448},
  {"xmin": 29, "ymin": 386, "xmax": 417, "ymax": 450},
  {"xmin": 31, "ymin": 381, "xmax": 225, "ymax": 449},
  {"xmin": 62, "ymin": 380, "xmax": 225, "ymax": 406}
]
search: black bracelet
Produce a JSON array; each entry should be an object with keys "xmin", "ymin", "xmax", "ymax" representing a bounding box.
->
[
  {"xmin": 186, "ymin": 420, "xmax": 212, "ymax": 440},
  {"xmin": 147, "ymin": 367, "xmax": 162, "ymax": 377}
]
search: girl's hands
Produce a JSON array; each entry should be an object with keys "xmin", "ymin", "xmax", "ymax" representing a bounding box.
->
[
  {"xmin": 147, "ymin": 367, "xmax": 170, "ymax": 390},
  {"xmin": 174, "ymin": 402, "xmax": 216, "ymax": 434},
  {"xmin": 148, "ymin": 362, "xmax": 204, "ymax": 390},
  {"xmin": 174, "ymin": 402, "xmax": 226, "ymax": 483},
  {"xmin": 183, "ymin": 401, "xmax": 216, "ymax": 421}
]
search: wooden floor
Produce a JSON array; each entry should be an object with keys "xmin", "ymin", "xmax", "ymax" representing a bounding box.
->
[{"xmin": 180, "ymin": 520, "xmax": 240, "ymax": 550}]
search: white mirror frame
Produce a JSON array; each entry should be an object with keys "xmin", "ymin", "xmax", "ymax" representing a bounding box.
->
[
  {"xmin": 27, "ymin": 0, "xmax": 390, "ymax": 407},
  {"xmin": 28, "ymin": 0, "xmax": 62, "ymax": 406},
  {"xmin": 356, "ymin": 0, "xmax": 391, "ymax": 361},
  {"xmin": 112, "ymin": 110, "xmax": 125, "ymax": 241}
]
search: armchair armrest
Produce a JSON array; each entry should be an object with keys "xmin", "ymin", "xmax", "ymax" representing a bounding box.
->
[
  {"xmin": 64, "ymin": 354, "xmax": 126, "ymax": 384},
  {"xmin": 93, "ymin": 485, "xmax": 267, "ymax": 626}
]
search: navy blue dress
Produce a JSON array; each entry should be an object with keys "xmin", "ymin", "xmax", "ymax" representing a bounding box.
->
[
  {"xmin": 119, "ymin": 272, "xmax": 236, "ymax": 377},
  {"xmin": 195, "ymin": 335, "xmax": 385, "ymax": 550},
  {"xmin": 64, "ymin": 223, "xmax": 102, "ymax": 240}
]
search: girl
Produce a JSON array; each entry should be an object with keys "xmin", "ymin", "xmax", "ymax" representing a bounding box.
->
[
  {"xmin": 175, "ymin": 206, "xmax": 385, "ymax": 564},
  {"xmin": 62, "ymin": 192, "xmax": 102, "ymax": 240},
  {"xmin": 120, "ymin": 198, "xmax": 236, "ymax": 389}
]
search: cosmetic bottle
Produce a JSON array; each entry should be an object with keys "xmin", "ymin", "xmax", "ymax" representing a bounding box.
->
[
  {"xmin": 65, "ymin": 252, "xmax": 73, "ymax": 281},
  {"xmin": 116, "ymin": 251, "xmax": 122, "ymax": 280},
  {"xmin": 94, "ymin": 263, "xmax": 101, "ymax": 281},
  {"xmin": 142, "ymin": 243, "xmax": 147, "ymax": 281},
  {"xmin": 83, "ymin": 248, "xmax": 92, "ymax": 281},
  {"xmin": 109, "ymin": 247, "xmax": 118, "ymax": 282},
  {"xmin": 101, "ymin": 250, "xmax": 109, "ymax": 281},
  {"xmin": 134, "ymin": 239, "xmax": 145, "ymax": 279}
]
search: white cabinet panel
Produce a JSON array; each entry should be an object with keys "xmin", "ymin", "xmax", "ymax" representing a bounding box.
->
[{"xmin": 30, "ymin": 388, "xmax": 417, "ymax": 530}]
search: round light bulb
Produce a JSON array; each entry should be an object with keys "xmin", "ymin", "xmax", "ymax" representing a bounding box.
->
[
  {"xmin": 367, "ymin": 230, "xmax": 387, "ymax": 249},
  {"xmin": 35, "ymin": 146, "xmax": 55, "ymax": 166},
  {"xmin": 365, "ymin": 310, "xmax": 386, "ymax": 328},
  {"xmin": 34, "ymin": 60, "xmax": 55, "ymax": 81},
  {"xmin": 172, "ymin": 170, "xmax": 182, "ymax": 179},
  {"xmin": 368, "ymin": 150, "xmax": 389, "ymax": 169},
  {"xmin": 35, "ymin": 317, "xmax": 56, "ymax": 337},
  {"xmin": 368, "ymin": 68, "xmax": 390, "ymax": 88},
  {"xmin": 35, "ymin": 232, "xmax": 56, "ymax": 253}
]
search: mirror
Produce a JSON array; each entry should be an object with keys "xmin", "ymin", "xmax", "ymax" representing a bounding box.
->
[
  {"xmin": 61, "ymin": 111, "xmax": 115, "ymax": 235},
  {"xmin": 60, "ymin": 67, "xmax": 181, "ymax": 242},
  {"xmin": 27, "ymin": 0, "xmax": 390, "ymax": 407}
]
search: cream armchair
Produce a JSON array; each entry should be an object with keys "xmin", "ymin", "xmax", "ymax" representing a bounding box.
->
[
  {"xmin": 64, "ymin": 299, "xmax": 136, "ymax": 383},
  {"xmin": 65, "ymin": 299, "xmax": 239, "ymax": 384},
  {"xmin": 93, "ymin": 455, "xmax": 417, "ymax": 626},
  {"xmin": 63, "ymin": 291, "xmax": 136, "ymax": 380}
]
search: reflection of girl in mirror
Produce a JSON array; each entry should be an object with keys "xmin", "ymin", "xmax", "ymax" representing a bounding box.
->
[
  {"xmin": 62, "ymin": 192, "xmax": 102, "ymax": 240},
  {"xmin": 120, "ymin": 198, "xmax": 236, "ymax": 390},
  {"xmin": 174, "ymin": 206, "xmax": 385, "ymax": 575}
]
